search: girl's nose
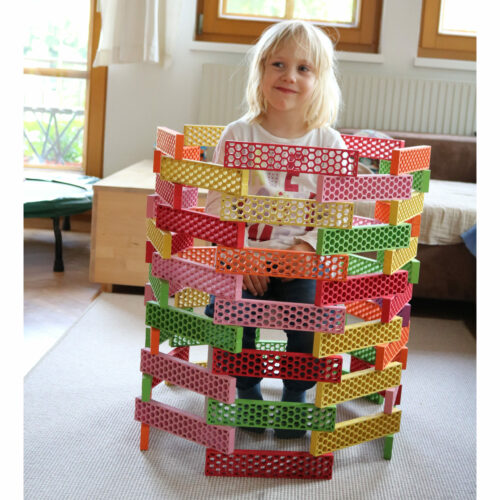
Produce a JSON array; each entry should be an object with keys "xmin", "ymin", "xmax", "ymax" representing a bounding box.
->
[{"xmin": 282, "ymin": 68, "xmax": 297, "ymax": 83}]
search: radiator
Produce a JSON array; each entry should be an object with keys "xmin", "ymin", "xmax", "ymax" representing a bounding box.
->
[{"xmin": 198, "ymin": 63, "xmax": 476, "ymax": 136}]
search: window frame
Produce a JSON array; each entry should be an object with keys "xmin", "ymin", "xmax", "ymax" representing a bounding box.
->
[
  {"xmin": 195, "ymin": 0, "xmax": 383, "ymax": 54},
  {"xmin": 23, "ymin": 0, "xmax": 107, "ymax": 177},
  {"xmin": 418, "ymin": 0, "xmax": 476, "ymax": 61}
]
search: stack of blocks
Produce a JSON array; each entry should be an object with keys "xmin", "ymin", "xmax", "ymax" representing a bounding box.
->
[{"xmin": 135, "ymin": 124, "xmax": 431, "ymax": 480}]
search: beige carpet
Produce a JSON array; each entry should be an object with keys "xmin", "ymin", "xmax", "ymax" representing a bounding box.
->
[{"xmin": 24, "ymin": 293, "xmax": 476, "ymax": 499}]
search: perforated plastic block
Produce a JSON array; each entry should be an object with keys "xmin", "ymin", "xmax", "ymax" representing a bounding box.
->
[
  {"xmin": 156, "ymin": 204, "xmax": 245, "ymax": 248},
  {"xmin": 352, "ymin": 216, "xmax": 382, "ymax": 227},
  {"xmin": 391, "ymin": 146, "xmax": 431, "ymax": 175},
  {"xmin": 151, "ymin": 252, "xmax": 243, "ymax": 300},
  {"xmin": 382, "ymin": 236, "xmax": 418, "ymax": 275},
  {"xmin": 146, "ymin": 218, "xmax": 194, "ymax": 259},
  {"xmin": 146, "ymin": 301, "xmax": 243, "ymax": 353},
  {"xmin": 177, "ymin": 246, "xmax": 217, "ymax": 266},
  {"xmin": 383, "ymin": 388, "xmax": 399, "ymax": 415},
  {"xmin": 345, "ymin": 300, "xmax": 382, "ymax": 321},
  {"xmin": 160, "ymin": 156, "xmax": 249, "ymax": 196},
  {"xmin": 395, "ymin": 302, "xmax": 411, "ymax": 327},
  {"xmin": 155, "ymin": 175, "xmax": 198, "ymax": 209},
  {"xmin": 315, "ymin": 362, "xmax": 402, "ymax": 407},
  {"xmin": 410, "ymin": 169, "xmax": 431, "ymax": 193},
  {"xmin": 341, "ymin": 134, "xmax": 405, "ymax": 161},
  {"xmin": 206, "ymin": 398, "xmax": 336, "ymax": 431},
  {"xmin": 219, "ymin": 194, "xmax": 354, "ymax": 229},
  {"xmin": 146, "ymin": 194, "xmax": 159, "ymax": 219},
  {"xmin": 213, "ymin": 297, "xmax": 345, "ymax": 333},
  {"xmin": 383, "ymin": 434, "xmax": 394, "ymax": 460},
  {"xmin": 224, "ymin": 140, "xmax": 358, "ymax": 176},
  {"xmin": 349, "ymin": 346, "xmax": 376, "ymax": 365},
  {"xmin": 156, "ymin": 126, "xmax": 183, "ymax": 159},
  {"xmin": 394, "ymin": 346, "xmax": 408, "ymax": 369},
  {"xmin": 140, "ymin": 348, "xmax": 236, "ymax": 404},
  {"xmin": 401, "ymin": 259, "xmax": 420, "ymax": 283},
  {"xmin": 350, "ymin": 357, "xmax": 373, "ymax": 372},
  {"xmin": 378, "ymin": 160, "xmax": 391, "ymax": 174},
  {"xmin": 315, "ymin": 270, "xmax": 409, "ymax": 306},
  {"xmin": 310, "ymin": 408, "xmax": 402, "ymax": 455},
  {"xmin": 347, "ymin": 255, "xmax": 383, "ymax": 276},
  {"xmin": 183, "ymin": 145, "xmax": 201, "ymax": 161},
  {"xmin": 135, "ymin": 398, "xmax": 235, "ymax": 454},
  {"xmin": 215, "ymin": 246, "xmax": 349, "ymax": 281},
  {"xmin": 148, "ymin": 265, "xmax": 171, "ymax": 307},
  {"xmin": 381, "ymin": 282, "xmax": 413, "ymax": 323},
  {"xmin": 153, "ymin": 149, "xmax": 162, "ymax": 173},
  {"xmin": 168, "ymin": 345, "xmax": 190, "ymax": 361},
  {"xmin": 183, "ymin": 124, "xmax": 225, "ymax": 147},
  {"xmin": 211, "ymin": 347, "xmax": 342, "ymax": 383},
  {"xmin": 317, "ymin": 223, "xmax": 411, "ymax": 255},
  {"xmin": 313, "ymin": 316, "xmax": 402, "ymax": 357},
  {"xmin": 205, "ymin": 448, "xmax": 334, "ymax": 480},
  {"xmin": 255, "ymin": 340, "xmax": 287, "ymax": 351},
  {"xmin": 144, "ymin": 283, "xmax": 156, "ymax": 305},
  {"xmin": 145, "ymin": 240, "xmax": 155, "ymax": 264},
  {"xmin": 317, "ymin": 174, "xmax": 413, "ymax": 202},
  {"xmin": 375, "ymin": 325, "xmax": 410, "ymax": 371},
  {"xmin": 142, "ymin": 373, "xmax": 153, "ymax": 402},
  {"xmin": 375, "ymin": 192, "xmax": 425, "ymax": 226},
  {"xmin": 174, "ymin": 287, "xmax": 211, "ymax": 308}
]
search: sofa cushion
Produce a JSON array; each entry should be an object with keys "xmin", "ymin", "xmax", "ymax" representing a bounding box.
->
[{"xmin": 354, "ymin": 179, "xmax": 476, "ymax": 245}]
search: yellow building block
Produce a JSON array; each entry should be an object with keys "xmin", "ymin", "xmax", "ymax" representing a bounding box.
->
[
  {"xmin": 219, "ymin": 194, "xmax": 354, "ymax": 229},
  {"xmin": 389, "ymin": 192, "xmax": 425, "ymax": 225},
  {"xmin": 383, "ymin": 237, "xmax": 419, "ymax": 275},
  {"xmin": 174, "ymin": 287, "xmax": 211, "ymax": 308},
  {"xmin": 146, "ymin": 218, "xmax": 172, "ymax": 259},
  {"xmin": 315, "ymin": 362, "xmax": 402, "ymax": 407},
  {"xmin": 313, "ymin": 317, "xmax": 402, "ymax": 357},
  {"xmin": 160, "ymin": 157, "xmax": 249, "ymax": 197},
  {"xmin": 183, "ymin": 124, "xmax": 225, "ymax": 147},
  {"xmin": 310, "ymin": 408, "xmax": 402, "ymax": 455}
]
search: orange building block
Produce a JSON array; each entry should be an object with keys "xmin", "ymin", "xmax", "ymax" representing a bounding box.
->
[
  {"xmin": 140, "ymin": 423, "xmax": 150, "ymax": 450},
  {"xmin": 408, "ymin": 214, "xmax": 421, "ymax": 237},
  {"xmin": 375, "ymin": 325, "xmax": 410, "ymax": 370},
  {"xmin": 150, "ymin": 327, "xmax": 160, "ymax": 355},
  {"xmin": 390, "ymin": 146, "xmax": 431, "ymax": 175}
]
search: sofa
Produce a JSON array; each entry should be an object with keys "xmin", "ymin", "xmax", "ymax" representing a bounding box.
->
[{"xmin": 341, "ymin": 129, "xmax": 477, "ymax": 303}]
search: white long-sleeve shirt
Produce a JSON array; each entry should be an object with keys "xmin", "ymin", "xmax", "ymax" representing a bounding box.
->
[{"xmin": 205, "ymin": 118, "xmax": 347, "ymax": 250}]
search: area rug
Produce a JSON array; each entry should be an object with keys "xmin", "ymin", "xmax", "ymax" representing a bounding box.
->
[{"xmin": 24, "ymin": 293, "xmax": 476, "ymax": 499}]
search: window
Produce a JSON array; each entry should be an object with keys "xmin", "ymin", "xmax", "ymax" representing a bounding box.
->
[
  {"xmin": 196, "ymin": 0, "xmax": 383, "ymax": 53},
  {"xmin": 419, "ymin": 0, "xmax": 476, "ymax": 61},
  {"xmin": 23, "ymin": 0, "xmax": 107, "ymax": 177}
]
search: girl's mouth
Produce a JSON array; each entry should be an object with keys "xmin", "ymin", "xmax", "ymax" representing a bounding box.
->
[{"xmin": 275, "ymin": 87, "xmax": 297, "ymax": 94}]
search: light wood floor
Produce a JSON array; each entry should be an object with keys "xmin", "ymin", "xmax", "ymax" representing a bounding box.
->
[{"xmin": 24, "ymin": 220, "xmax": 101, "ymax": 375}]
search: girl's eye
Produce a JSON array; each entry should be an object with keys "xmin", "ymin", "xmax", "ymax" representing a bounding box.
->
[{"xmin": 299, "ymin": 65, "xmax": 310, "ymax": 72}]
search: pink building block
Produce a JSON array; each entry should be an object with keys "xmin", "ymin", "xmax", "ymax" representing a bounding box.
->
[
  {"xmin": 156, "ymin": 204, "xmax": 245, "ymax": 248},
  {"xmin": 146, "ymin": 194, "xmax": 159, "ymax": 218},
  {"xmin": 156, "ymin": 126, "xmax": 183, "ymax": 159},
  {"xmin": 341, "ymin": 134, "xmax": 405, "ymax": 161},
  {"xmin": 211, "ymin": 348, "xmax": 342, "ymax": 383},
  {"xmin": 144, "ymin": 283, "xmax": 155, "ymax": 305},
  {"xmin": 205, "ymin": 448, "xmax": 334, "ymax": 480},
  {"xmin": 315, "ymin": 271, "xmax": 409, "ymax": 306},
  {"xmin": 352, "ymin": 216, "xmax": 384, "ymax": 227},
  {"xmin": 384, "ymin": 387, "xmax": 399, "ymax": 414},
  {"xmin": 140, "ymin": 348, "xmax": 236, "ymax": 404},
  {"xmin": 155, "ymin": 175, "xmax": 198, "ymax": 209},
  {"xmin": 134, "ymin": 398, "xmax": 235, "ymax": 454},
  {"xmin": 381, "ymin": 283, "xmax": 413, "ymax": 323},
  {"xmin": 151, "ymin": 252, "xmax": 243, "ymax": 300},
  {"xmin": 213, "ymin": 297, "xmax": 345, "ymax": 333},
  {"xmin": 145, "ymin": 241, "xmax": 155, "ymax": 264},
  {"xmin": 317, "ymin": 174, "xmax": 413, "ymax": 202},
  {"xmin": 224, "ymin": 140, "xmax": 359, "ymax": 176}
]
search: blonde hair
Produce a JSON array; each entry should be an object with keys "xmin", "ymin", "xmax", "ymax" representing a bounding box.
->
[{"xmin": 243, "ymin": 20, "xmax": 342, "ymax": 131}]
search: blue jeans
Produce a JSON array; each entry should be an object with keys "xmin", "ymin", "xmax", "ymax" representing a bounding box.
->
[{"xmin": 205, "ymin": 277, "xmax": 317, "ymax": 392}]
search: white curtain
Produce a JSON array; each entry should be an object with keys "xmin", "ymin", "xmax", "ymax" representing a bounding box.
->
[{"xmin": 93, "ymin": 0, "xmax": 182, "ymax": 67}]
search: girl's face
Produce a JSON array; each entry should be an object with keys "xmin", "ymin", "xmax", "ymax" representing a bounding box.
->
[{"xmin": 261, "ymin": 39, "xmax": 317, "ymax": 119}]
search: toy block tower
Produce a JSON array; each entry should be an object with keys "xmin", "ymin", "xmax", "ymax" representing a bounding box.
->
[{"xmin": 135, "ymin": 124, "xmax": 430, "ymax": 479}]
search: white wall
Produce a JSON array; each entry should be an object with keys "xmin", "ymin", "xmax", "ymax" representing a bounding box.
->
[{"xmin": 102, "ymin": 0, "xmax": 476, "ymax": 177}]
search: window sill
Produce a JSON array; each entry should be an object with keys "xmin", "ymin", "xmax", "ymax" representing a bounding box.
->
[
  {"xmin": 413, "ymin": 57, "xmax": 476, "ymax": 71},
  {"xmin": 189, "ymin": 41, "xmax": 384, "ymax": 63}
]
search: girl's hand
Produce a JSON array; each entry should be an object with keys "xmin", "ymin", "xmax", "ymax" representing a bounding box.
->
[
  {"xmin": 281, "ymin": 241, "xmax": 315, "ymax": 282},
  {"xmin": 243, "ymin": 274, "xmax": 270, "ymax": 296}
]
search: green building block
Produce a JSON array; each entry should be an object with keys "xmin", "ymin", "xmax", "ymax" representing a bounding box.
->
[
  {"xmin": 349, "ymin": 347, "xmax": 377, "ymax": 365},
  {"xmin": 411, "ymin": 169, "xmax": 431, "ymax": 193},
  {"xmin": 146, "ymin": 301, "xmax": 243, "ymax": 353},
  {"xmin": 142, "ymin": 374, "xmax": 153, "ymax": 402},
  {"xmin": 384, "ymin": 434, "xmax": 395, "ymax": 460},
  {"xmin": 402, "ymin": 259, "xmax": 420, "ymax": 284},
  {"xmin": 206, "ymin": 398, "xmax": 337, "ymax": 431},
  {"xmin": 317, "ymin": 224, "xmax": 411, "ymax": 255},
  {"xmin": 348, "ymin": 254, "xmax": 383, "ymax": 276},
  {"xmin": 148, "ymin": 265, "xmax": 170, "ymax": 308},
  {"xmin": 379, "ymin": 160, "xmax": 391, "ymax": 174},
  {"xmin": 255, "ymin": 340, "xmax": 287, "ymax": 351},
  {"xmin": 145, "ymin": 327, "xmax": 151, "ymax": 348}
]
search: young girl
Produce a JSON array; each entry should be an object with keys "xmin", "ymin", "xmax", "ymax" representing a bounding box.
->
[{"xmin": 205, "ymin": 20, "xmax": 346, "ymax": 438}]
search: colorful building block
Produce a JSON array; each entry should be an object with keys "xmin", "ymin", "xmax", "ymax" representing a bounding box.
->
[
  {"xmin": 347, "ymin": 255, "xmax": 383, "ymax": 276},
  {"xmin": 140, "ymin": 348, "xmax": 236, "ymax": 404},
  {"xmin": 156, "ymin": 204, "xmax": 245, "ymax": 248},
  {"xmin": 317, "ymin": 174, "xmax": 412, "ymax": 202},
  {"xmin": 310, "ymin": 408, "xmax": 402, "ymax": 455},
  {"xmin": 213, "ymin": 296, "xmax": 345, "ymax": 333},
  {"xmin": 135, "ymin": 398, "xmax": 235, "ymax": 454},
  {"xmin": 381, "ymin": 283, "xmax": 413, "ymax": 323},
  {"xmin": 183, "ymin": 124, "xmax": 225, "ymax": 147},
  {"xmin": 382, "ymin": 237, "xmax": 419, "ymax": 275},
  {"xmin": 146, "ymin": 218, "xmax": 194, "ymax": 259},
  {"xmin": 174, "ymin": 287, "xmax": 211, "ymax": 308},
  {"xmin": 211, "ymin": 347, "xmax": 342, "ymax": 383},
  {"xmin": 375, "ymin": 192, "xmax": 425, "ymax": 226},
  {"xmin": 214, "ymin": 246, "xmax": 349, "ymax": 281},
  {"xmin": 313, "ymin": 317, "xmax": 402, "ymax": 357},
  {"xmin": 177, "ymin": 246, "xmax": 217, "ymax": 266},
  {"xmin": 205, "ymin": 448, "xmax": 334, "ymax": 480},
  {"xmin": 375, "ymin": 325, "xmax": 410, "ymax": 371},
  {"xmin": 340, "ymin": 134, "xmax": 405, "ymax": 160},
  {"xmin": 390, "ymin": 146, "xmax": 431, "ymax": 175},
  {"xmin": 155, "ymin": 175, "xmax": 198, "ymax": 209},
  {"xmin": 223, "ymin": 140, "xmax": 359, "ymax": 175},
  {"xmin": 156, "ymin": 126, "xmax": 184, "ymax": 159},
  {"xmin": 345, "ymin": 300, "xmax": 382, "ymax": 322},
  {"xmin": 219, "ymin": 194, "xmax": 354, "ymax": 229}
]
